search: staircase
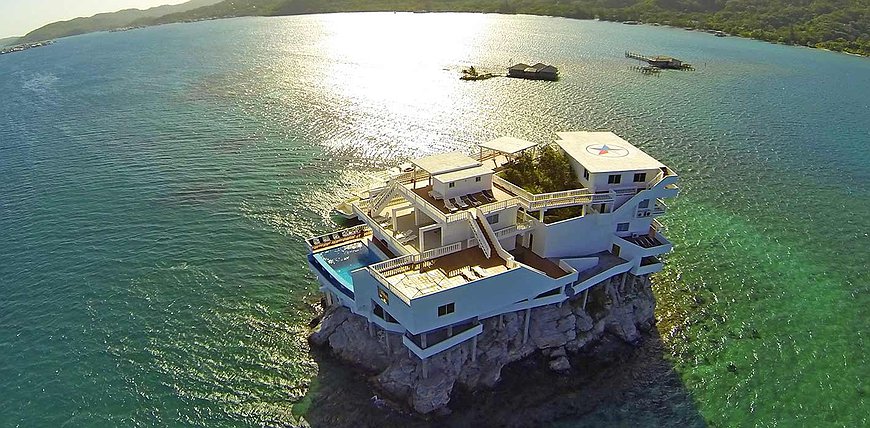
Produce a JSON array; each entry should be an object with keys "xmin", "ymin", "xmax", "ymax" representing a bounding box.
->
[
  {"xmin": 369, "ymin": 180, "xmax": 400, "ymax": 216},
  {"xmin": 466, "ymin": 212, "xmax": 491, "ymax": 259}
]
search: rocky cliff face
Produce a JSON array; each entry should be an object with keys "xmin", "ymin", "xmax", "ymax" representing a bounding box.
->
[{"xmin": 309, "ymin": 273, "xmax": 656, "ymax": 414}]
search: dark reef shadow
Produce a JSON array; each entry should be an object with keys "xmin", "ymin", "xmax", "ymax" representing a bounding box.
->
[{"xmin": 303, "ymin": 329, "xmax": 706, "ymax": 428}]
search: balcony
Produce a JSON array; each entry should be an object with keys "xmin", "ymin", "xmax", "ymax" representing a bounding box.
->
[{"xmin": 403, "ymin": 321, "xmax": 483, "ymax": 359}]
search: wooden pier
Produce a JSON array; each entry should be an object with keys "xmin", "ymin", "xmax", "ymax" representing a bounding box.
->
[{"xmin": 625, "ymin": 51, "xmax": 694, "ymax": 71}]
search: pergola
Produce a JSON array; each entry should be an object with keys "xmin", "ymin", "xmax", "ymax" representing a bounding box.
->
[{"xmin": 477, "ymin": 136, "xmax": 538, "ymax": 163}]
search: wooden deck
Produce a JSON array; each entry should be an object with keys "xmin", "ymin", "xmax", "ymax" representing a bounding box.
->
[
  {"xmin": 509, "ymin": 246, "xmax": 571, "ymax": 279},
  {"xmin": 385, "ymin": 246, "xmax": 511, "ymax": 299}
]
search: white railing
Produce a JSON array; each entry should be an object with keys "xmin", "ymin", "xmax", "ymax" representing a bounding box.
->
[
  {"xmin": 420, "ymin": 241, "xmax": 462, "ymax": 261},
  {"xmin": 394, "ymin": 182, "xmax": 449, "ymax": 224},
  {"xmin": 493, "ymin": 225, "xmax": 518, "ymax": 240},
  {"xmin": 492, "ymin": 175, "xmax": 534, "ymax": 201},
  {"xmin": 353, "ymin": 203, "xmax": 409, "ymax": 255},
  {"xmin": 306, "ymin": 224, "xmax": 371, "ymax": 251},
  {"xmin": 467, "ymin": 213, "xmax": 492, "ymax": 259},
  {"xmin": 369, "ymin": 180, "xmax": 399, "ymax": 215},
  {"xmin": 475, "ymin": 208, "xmax": 518, "ymax": 269},
  {"xmin": 478, "ymin": 197, "xmax": 520, "ymax": 216},
  {"xmin": 492, "ymin": 174, "xmax": 614, "ymax": 211},
  {"xmin": 517, "ymin": 210, "xmax": 536, "ymax": 230},
  {"xmin": 370, "ymin": 254, "xmax": 417, "ymax": 273}
]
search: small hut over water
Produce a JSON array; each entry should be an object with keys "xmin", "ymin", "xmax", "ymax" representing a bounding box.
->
[{"xmin": 507, "ymin": 63, "xmax": 559, "ymax": 81}]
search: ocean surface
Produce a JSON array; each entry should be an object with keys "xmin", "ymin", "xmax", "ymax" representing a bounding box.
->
[{"xmin": 1, "ymin": 13, "xmax": 867, "ymax": 427}]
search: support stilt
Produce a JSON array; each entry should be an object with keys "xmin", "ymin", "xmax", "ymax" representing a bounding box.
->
[
  {"xmin": 368, "ymin": 321, "xmax": 373, "ymax": 337},
  {"xmin": 423, "ymin": 358, "xmax": 429, "ymax": 379},
  {"xmin": 522, "ymin": 308, "xmax": 531, "ymax": 344},
  {"xmin": 582, "ymin": 289, "xmax": 589, "ymax": 310},
  {"xmin": 471, "ymin": 335, "xmax": 477, "ymax": 362},
  {"xmin": 385, "ymin": 332, "xmax": 391, "ymax": 353}
]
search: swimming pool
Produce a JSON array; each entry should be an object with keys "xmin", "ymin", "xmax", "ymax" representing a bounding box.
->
[{"xmin": 312, "ymin": 240, "xmax": 387, "ymax": 293}]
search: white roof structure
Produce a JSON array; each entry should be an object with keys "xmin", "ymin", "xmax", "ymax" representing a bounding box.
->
[
  {"xmin": 433, "ymin": 165, "xmax": 494, "ymax": 183},
  {"xmin": 412, "ymin": 152, "xmax": 481, "ymax": 175},
  {"xmin": 478, "ymin": 137, "xmax": 537, "ymax": 155},
  {"xmin": 555, "ymin": 132, "xmax": 665, "ymax": 173}
]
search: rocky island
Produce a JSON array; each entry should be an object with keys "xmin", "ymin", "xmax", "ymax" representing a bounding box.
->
[{"xmin": 305, "ymin": 131, "xmax": 679, "ymax": 414}]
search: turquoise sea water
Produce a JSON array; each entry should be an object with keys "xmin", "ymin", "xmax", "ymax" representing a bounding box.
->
[{"xmin": 1, "ymin": 13, "xmax": 867, "ymax": 426}]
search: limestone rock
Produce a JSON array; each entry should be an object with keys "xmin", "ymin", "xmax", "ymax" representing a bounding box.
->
[
  {"xmin": 309, "ymin": 274, "xmax": 657, "ymax": 414},
  {"xmin": 549, "ymin": 355, "xmax": 571, "ymax": 372}
]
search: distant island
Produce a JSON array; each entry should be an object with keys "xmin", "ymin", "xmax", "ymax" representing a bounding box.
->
[{"xmin": 5, "ymin": 0, "xmax": 868, "ymax": 57}]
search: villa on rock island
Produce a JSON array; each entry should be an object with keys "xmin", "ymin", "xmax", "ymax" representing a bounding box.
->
[{"xmin": 307, "ymin": 131, "xmax": 679, "ymax": 376}]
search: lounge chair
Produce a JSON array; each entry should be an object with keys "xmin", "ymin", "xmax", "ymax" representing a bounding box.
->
[
  {"xmin": 461, "ymin": 195, "xmax": 479, "ymax": 207},
  {"xmin": 472, "ymin": 266, "xmax": 488, "ymax": 278},
  {"xmin": 453, "ymin": 197, "xmax": 469, "ymax": 209},
  {"xmin": 428, "ymin": 190, "xmax": 444, "ymax": 200},
  {"xmin": 468, "ymin": 193, "xmax": 485, "ymax": 205},
  {"xmin": 483, "ymin": 189, "xmax": 495, "ymax": 200},
  {"xmin": 444, "ymin": 198, "xmax": 459, "ymax": 213},
  {"xmin": 478, "ymin": 191, "xmax": 494, "ymax": 203}
]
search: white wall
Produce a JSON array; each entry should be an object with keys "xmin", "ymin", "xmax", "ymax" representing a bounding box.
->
[
  {"xmin": 434, "ymin": 173, "xmax": 493, "ymax": 199},
  {"xmin": 406, "ymin": 266, "xmax": 573, "ymax": 334}
]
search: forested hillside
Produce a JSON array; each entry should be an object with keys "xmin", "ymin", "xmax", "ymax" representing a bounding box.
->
[{"xmin": 142, "ymin": 0, "xmax": 870, "ymax": 56}]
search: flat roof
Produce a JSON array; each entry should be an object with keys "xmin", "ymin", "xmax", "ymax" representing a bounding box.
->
[
  {"xmin": 433, "ymin": 165, "xmax": 493, "ymax": 183},
  {"xmin": 411, "ymin": 151, "xmax": 481, "ymax": 175},
  {"xmin": 555, "ymin": 132, "xmax": 665, "ymax": 173},
  {"xmin": 478, "ymin": 136, "xmax": 537, "ymax": 155}
]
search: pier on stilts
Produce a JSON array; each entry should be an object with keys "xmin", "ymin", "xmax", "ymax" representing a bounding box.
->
[{"xmin": 625, "ymin": 51, "xmax": 694, "ymax": 71}]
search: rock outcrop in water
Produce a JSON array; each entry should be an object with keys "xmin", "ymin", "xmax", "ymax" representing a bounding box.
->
[{"xmin": 309, "ymin": 273, "xmax": 655, "ymax": 414}]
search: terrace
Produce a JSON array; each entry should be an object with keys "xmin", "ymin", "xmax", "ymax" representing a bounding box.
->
[{"xmin": 378, "ymin": 246, "xmax": 513, "ymax": 301}]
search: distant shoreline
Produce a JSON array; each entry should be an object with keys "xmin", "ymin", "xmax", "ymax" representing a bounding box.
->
[{"xmin": 8, "ymin": 10, "xmax": 869, "ymax": 59}]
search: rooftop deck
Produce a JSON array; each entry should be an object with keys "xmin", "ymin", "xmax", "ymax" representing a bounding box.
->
[
  {"xmin": 409, "ymin": 184, "xmax": 513, "ymax": 215},
  {"xmin": 623, "ymin": 233, "xmax": 663, "ymax": 248},
  {"xmin": 383, "ymin": 246, "xmax": 512, "ymax": 300}
]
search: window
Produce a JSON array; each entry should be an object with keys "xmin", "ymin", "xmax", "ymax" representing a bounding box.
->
[
  {"xmin": 378, "ymin": 287, "xmax": 389, "ymax": 305},
  {"xmin": 475, "ymin": 176, "xmax": 481, "ymax": 182},
  {"xmin": 617, "ymin": 222, "xmax": 629, "ymax": 232},
  {"xmin": 437, "ymin": 302, "xmax": 455, "ymax": 317},
  {"xmin": 448, "ymin": 182, "xmax": 455, "ymax": 188},
  {"xmin": 638, "ymin": 199, "xmax": 649, "ymax": 209},
  {"xmin": 633, "ymin": 172, "xmax": 647, "ymax": 182},
  {"xmin": 486, "ymin": 213, "xmax": 499, "ymax": 224},
  {"xmin": 608, "ymin": 174, "xmax": 621, "ymax": 184},
  {"xmin": 583, "ymin": 168, "xmax": 590, "ymax": 180}
]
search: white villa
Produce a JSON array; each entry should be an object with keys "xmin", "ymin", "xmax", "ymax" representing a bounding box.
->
[{"xmin": 307, "ymin": 131, "xmax": 679, "ymax": 368}]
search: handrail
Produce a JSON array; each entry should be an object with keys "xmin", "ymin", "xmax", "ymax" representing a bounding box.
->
[
  {"xmin": 353, "ymin": 203, "xmax": 409, "ymax": 255},
  {"xmin": 466, "ymin": 212, "xmax": 492, "ymax": 259},
  {"xmin": 394, "ymin": 182, "xmax": 449, "ymax": 224},
  {"xmin": 492, "ymin": 174, "xmax": 615, "ymax": 211},
  {"xmin": 474, "ymin": 207, "xmax": 516, "ymax": 268},
  {"xmin": 369, "ymin": 179, "xmax": 399, "ymax": 215},
  {"xmin": 492, "ymin": 175, "xmax": 534, "ymax": 201},
  {"xmin": 478, "ymin": 197, "xmax": 520, "ymax": 216}
]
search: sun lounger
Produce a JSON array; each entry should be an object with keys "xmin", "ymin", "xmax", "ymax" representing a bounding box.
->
[
  {"xmin": 478, "ymin": 192, "xmax": 494, "ymax": 203},
  {"xmin": 444, "ymin": 198, "xmax": 459, "ymax": 212},
  {"xmin": 461, "ymin": 195, "xmax": 479, "ymax": 207},
  {"xmin": 472, "ymin": 266, "xmax": 488, "ymax": 278},
  {"xmin": 452, "ymin": 197, "xmax": 468, "ymax": 209},
  {"xmin": 428, "ymin": 190, "xmax": 444, "ymax": 200},
  {"xmin": 483, "ymin": 189, "xmax": 495, "ymax": 200},
  {"xmin": 468, "ymin": 194, "xmax": 485, "ymax": 205}
]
